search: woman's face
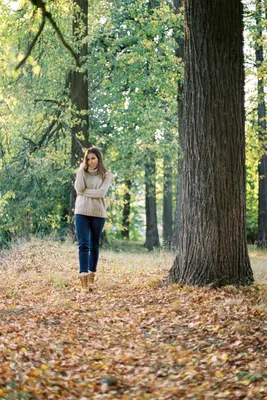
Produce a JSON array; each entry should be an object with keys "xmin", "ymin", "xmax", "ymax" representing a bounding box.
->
[{"xmin": 87, "ymin": 152, "xmax": 99, "ymax": 169}]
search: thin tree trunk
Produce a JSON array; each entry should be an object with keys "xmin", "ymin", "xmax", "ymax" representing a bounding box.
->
[
  {"xmin": 172, "ymin": 78, "xmax": 184, "ymax": 251},
  {"xmin": 172, "ymin": 0, "xmax": 184, "ymax": 250},
  {"xmin": 142, "ymin": 1, "xmax": 161, "ymax": 250},
  {"xmin": 163, "ymin": 148, "xmax": 173, "ymax": 249},
  {"xmin": 255, "ymin": 0, "xmax": 267, "ymax": 248},
  {"xmin": 68, "ymin": 0, "xmax": 90, "ymax": 235},
  {"xmin": 122, "ymin": 178, "xmax": 131, "ymax": 240},
  {"xmin": 145, "ymin": 157, "xmax": 160, "ymax": 251},
  {"xmin": 169, "ymin": 0, "xmax": 253, "ymax": 286}
]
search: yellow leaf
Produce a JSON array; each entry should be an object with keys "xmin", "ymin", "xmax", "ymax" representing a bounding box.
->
[
  {"xmin": 215, "ymin": 371, "xmax": 224, "ymax": 378},
  {"xmin": 27, "ymin": 55, "xmax": 34, "ymax": 65},
  {"xmin": 213, "ymin": 325, "xmax": 221, "ymax": 332},
  {"xmin": 20, "ymin": 347, "xmax": 27, "ymax": 353},
  {"xmin": 221, "ymin": 353, "xmax": 229, "ymax": 362},
  {"xmin": 29, "ymin": 369, "xmax": 43, "ymax": 377},
  {"xmin": 32, "ymin": 65, "xmax": 41, "ymax": 75},
  {"xmin": 240, "ymin": 380, "xmax": 251, "ymax": 386}
]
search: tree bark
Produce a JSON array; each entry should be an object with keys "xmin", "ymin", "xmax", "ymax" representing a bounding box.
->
[
  {"xmin": 70, "ymin": 0, "xmax": 90, "ymax": 162},
  {"xmin": 172, "ymin": 0, "xmax": 184, "ymax": 251},
  {"xmin": 169, "ymin": 0, "xmax": 253, "ymax": 286},
  {"xmin": 145, "ymin": 156, "xmax": 160, "ymax": 251},
  {"xmin": 122, "ymin": 178, "xmax": 131, "ymax": 240},
  {"xmin": 163, "ymin": 147, "xmax": 173, "ymax": 249},
  {"xmin": 255, "ymin": 0, "xmax": 267, "ymax": 248},
  {"xmin": 68, "ymin": 0, "xmax": 90, "ymax": 235},
  {"xmin": 143, "ymin": 0, "xmax": 160, "ymax": 250}
]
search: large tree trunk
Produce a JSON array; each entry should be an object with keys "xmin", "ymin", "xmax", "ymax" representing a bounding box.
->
[
  {"xmin": 163, "ymin": 147, "xmax": 173, "ymax": 249},
  {"xmin": 169, "ymin": 0, "xmax": 253, "ymax": 286},
  {"xmin": 68, "ymin": 0, "xmax": 90, "ymax": 235},
  {"xmin": 256, "ymin": 0, "xmax": 267, "ymax": 248},
  {"xmin": 172, "ymin": 0, "xmax": 184, "ymax": 251},
  {"xmin": 122, "ymin": 178, "xmax": 131, "ymax": 240},
  {"xmin": 145, "ymin": 157, "xmax": 160, "ymax": 251}
]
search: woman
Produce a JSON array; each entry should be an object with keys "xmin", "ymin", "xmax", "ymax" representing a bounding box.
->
[{"xmin": 74, "ymin": 147, "xmax": 112, "ymax": 290}]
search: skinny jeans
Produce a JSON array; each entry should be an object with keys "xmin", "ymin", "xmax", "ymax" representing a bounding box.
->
[{"xmin": 75, "ymin": 214, "xmax": 105, "ymax": 273}]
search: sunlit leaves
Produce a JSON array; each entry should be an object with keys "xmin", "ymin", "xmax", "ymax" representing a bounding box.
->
[{"xmin": 244, "ymin": 0, "xmax": 267, "ymax": 240}]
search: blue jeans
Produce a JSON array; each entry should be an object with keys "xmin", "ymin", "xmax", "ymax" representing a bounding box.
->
[{"xmin": 75, "ymin": 214, "xmax": 105, "ymax": 273}]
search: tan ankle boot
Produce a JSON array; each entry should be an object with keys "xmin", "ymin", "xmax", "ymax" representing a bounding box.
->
[
  {"xmin": 80, "ymin": 275, "xmax": 88, "ymax": 290},
  {"xmin": 88, "ymin": 272, "xmax": 96, "ymax": 290},
  {"xmin": 88, "ymin": 272, "xmax": 96, "ymax": 284}
]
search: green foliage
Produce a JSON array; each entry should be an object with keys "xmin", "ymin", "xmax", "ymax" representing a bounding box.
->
[
  {"xmin": 2, "ymin": 0, "xmax": 264, "ymax": 246},
  {"xmin": 246, "ymin": 123, "xmax": 260, "ymax": 243},
  {"xmin": 106, "ymin": 177, "xmax": 145, "ymax": 241},
  {"xmin": 0, "ymin": 0, "xmax": 76, "ymax": 246},
  {"xmin": 244, "ymin": 0, "xmax": 267, "ymax": 242},
  {"xmin": 0, "ymin": 149, "xmax": 73, "ymax": 245},
  {"xmin": 83, "ymin": 0, "xmax": 181, "ymax": 241}
]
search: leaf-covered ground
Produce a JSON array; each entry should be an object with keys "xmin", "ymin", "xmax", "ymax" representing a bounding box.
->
[{"xmin": 0, "ymin": 239, "xmax": 266, "ymax": 399}]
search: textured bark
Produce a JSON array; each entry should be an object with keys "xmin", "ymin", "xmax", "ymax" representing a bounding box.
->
[
  {"xmin": 69, "ymin": 0, "xmax": 90, "ymax": 235},
  {"xmin": 145, "ymin": 157, "xmax": 160, "ymax": 251},
  {"xmin": 256, "ymin": 0, "xmax": 267, "ymax": 248},
  {"xmin": 169, "ymin": 0, "xmax": 253, "ymax": 286},
  {"xmin": 122, "ymin": 179, "xmax": 131, "ymax": 240},
  {"xmin": 70, "ymin": 0, "xmax": 90, "ymax": 163},
  {"xmin": 172, "ymin": 147, "xmax": 183, "ymax": 250},
  {"xmin": 143, "ymin": 0, "xmax": 160, "ymax": 250},
  {"xmin": 163, "ymin": 149, "xmax": 173, "ymax": 249},
  {"xmin": 172, "ymin": 0, "xmax": 184, "ymax": 250}
]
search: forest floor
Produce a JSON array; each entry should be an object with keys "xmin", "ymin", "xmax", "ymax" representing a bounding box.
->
[{"xmin": 0, "ymin": 238, "xmax": 266, "ymax": 400}]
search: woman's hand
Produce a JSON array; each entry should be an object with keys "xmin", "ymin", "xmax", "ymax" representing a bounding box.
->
[{"xmin": 79, "ymin": 162, "xmax": 87, "ymax": 171}]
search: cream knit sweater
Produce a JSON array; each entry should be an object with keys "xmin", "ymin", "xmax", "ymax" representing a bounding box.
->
[{"xmin": 74, "ymin": 167, "xmax": 112, "ymax": 218}]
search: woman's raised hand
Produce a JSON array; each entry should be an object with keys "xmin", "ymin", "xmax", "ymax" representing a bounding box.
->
[{"xmin": 79, "ymin": 162, "xmax": 86, "ymax": 170}]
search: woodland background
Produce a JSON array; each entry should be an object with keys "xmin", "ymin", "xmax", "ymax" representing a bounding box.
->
[
  {"xmin": 0, "ymin": 2, "xmax": 267, "ymax": 398},
  {"xmin": 0, "ymin": 0, "xmax": 266, "ymax": 251}
]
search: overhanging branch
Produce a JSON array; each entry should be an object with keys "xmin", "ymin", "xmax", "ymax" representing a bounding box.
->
[
  {"xmin": 46, "ymin": 12, "xmax": 80, "ymax": 68},
  {"xmin": 21, "ymin": 108, "xmax": 63, "ymax": 153},
  {"xmin": 15, "ymin": 11, "xmax": 46, "ymax": 70},
  {"xmin": 15, "ymin": 0, "xmax": 81, "ymax": 70}
]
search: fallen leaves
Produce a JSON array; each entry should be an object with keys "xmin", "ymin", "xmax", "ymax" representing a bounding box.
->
[{"xmin": 0, "ymin": 238, "xmax": 266, "ymax": 399}]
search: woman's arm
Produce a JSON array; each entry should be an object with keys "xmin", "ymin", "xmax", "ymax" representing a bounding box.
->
[
  {"xmin": 74, "ymin": 168, "xmax": 86, "ymax": 193},
  {"xmin": 81, "ymin": 173, "xmax": 112, "ymax": 199}
]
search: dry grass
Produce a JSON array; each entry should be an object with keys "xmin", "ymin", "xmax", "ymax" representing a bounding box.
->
[
  {"xmin": 0, "ymin": 237, "xmax": 173, "ymax": 296},
  {"xmin": 0, "ymin": 238, "xmax": 266, "ymax": 287},
  {"xmin": 248, "ymin": 245, "xmax": 267, "ymax": 284}
]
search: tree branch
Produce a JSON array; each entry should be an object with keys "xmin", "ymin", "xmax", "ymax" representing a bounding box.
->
[
  {"xmin": 46, "ymin": 12, "xmax": 81, "ymax": 68},
  {"xmin": 15, "ymin": 11, "xmax": 46, "ymax": 70},
  {"xmin": 22, "ymin": 108, "xmax": 62, "ymax": 153},
  {"xmin": 34, "ymin": 99, "xmax": 62, "ymax": 104},
  {"xmin": 15, "ymin": 0, "xmax": 81, "ymax": 70}
]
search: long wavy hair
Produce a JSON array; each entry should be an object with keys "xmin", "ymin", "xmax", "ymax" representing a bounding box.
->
[{"xmin": 83, "ymin": 147, "xmax": 108, "ymax": 179}]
